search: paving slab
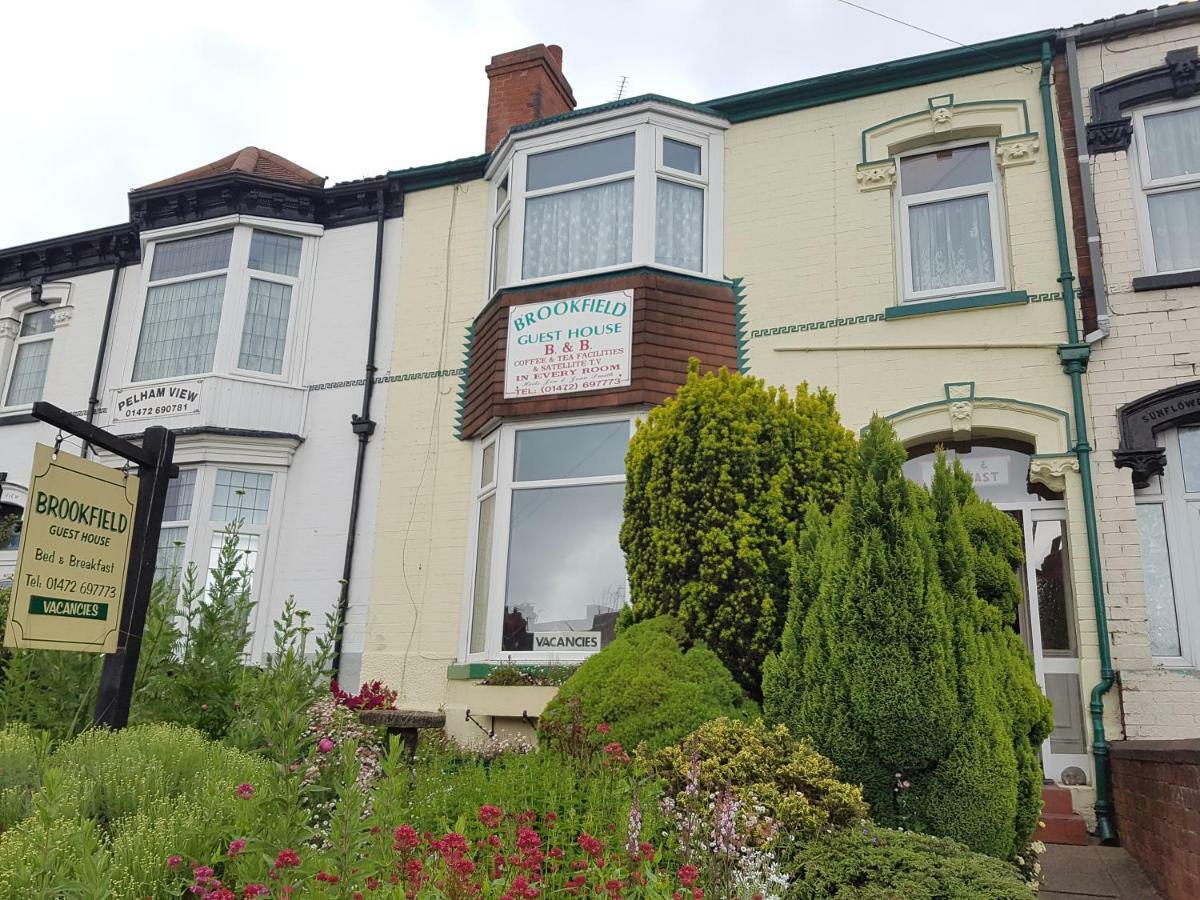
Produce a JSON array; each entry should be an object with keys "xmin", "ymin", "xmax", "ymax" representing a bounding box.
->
[{"xmin": 1041, "ymin": 843, "xmax": 1162, "ymax": 899}]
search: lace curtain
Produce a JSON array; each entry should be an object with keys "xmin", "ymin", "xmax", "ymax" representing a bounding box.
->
[
  {"xmin": 522, "ymin": 180, "xmax": 634, "ymax": 279},
  {"xmin": 1137, "ymin": 503, "xmax": 1182, "ymax": 657},
  {"xmin": 655, "ymin": 179, "xmax": 704, "ymax": 271},
  {"xmin": 908, "ymin": 194, "xmax": 995, "ymax": 293}
]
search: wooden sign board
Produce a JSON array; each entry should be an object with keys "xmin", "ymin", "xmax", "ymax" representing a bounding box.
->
[{"xmin": 3, "ymin": 444, "xmax": 138, "ymax": 653}]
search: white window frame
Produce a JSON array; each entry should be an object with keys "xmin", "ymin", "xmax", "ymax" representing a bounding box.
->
[
  {"xmin": 895, "ymin": 137, "xmax": 1008, "ymax": 304},
  {"xmin": 126, "ymin": 217, "xmax": 319, "ymax": 389},
  {"xmin": 2, "ymin": 303, "xmax": 59, "ymax": 410},
  {"xmin": 487, "ymin": 105, "xmax": 725, "ymax": 293},
  {"xmin": 1131, "ymin": 97, "xmax": 1200, "ymax": 276},
  {"xmin": 1134, "ymin": 428, "xmax": 1200, "ymax": 667},
  {"xmin": 459, "ymin": 411, "xmax": 635, "ymax": 664}
]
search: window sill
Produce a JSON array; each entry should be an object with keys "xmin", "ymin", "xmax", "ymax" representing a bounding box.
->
[
  {"xmin": 1132, "ymin": 270, "xmax": 1200, "ymax": 292},
  {"xmin": 884, "ymin": 290, "xmax": 1029, "ymax": 320},
  {"xmin": 0, "ymin": 410, "xmax": 37, "ymax": 426}
]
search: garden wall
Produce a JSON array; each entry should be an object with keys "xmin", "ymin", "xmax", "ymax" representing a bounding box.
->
[{"xmin": 1110, "ymin": 738, "xmax": 1200, "ymax": 899}]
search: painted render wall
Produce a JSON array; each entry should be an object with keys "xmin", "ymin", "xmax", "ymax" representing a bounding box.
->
[{"xmin": 1076, "ymin": 23, "xmax": 1200, "ymax": 739}]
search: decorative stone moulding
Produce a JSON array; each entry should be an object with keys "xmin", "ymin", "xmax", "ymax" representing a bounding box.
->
[
  {"xmin": 1115, "ymin": 380, "xmax": 1200, "ymax": 487},
  {"xmin": 946, "ymin": 382, "xmax": 975, "ymax": 439},
  {"xmin": 51, "ymin": 306, "xmax": 74, "ymax": 327},
  {"xmin": 860, "ymin": 94, "xmax": 1034, "ymax": 167},
  {"xmin": 0, "ymin": 318, "xmax": 19, "ymax": 340},
  {"xmin": 1028, "ymin": 455, "xmax": 1080, "ymax": 493},
  {"xmin": 996, "ymin": 135, "xmax": 1040, "ymax": 167},
  {"xmin": 1087, "ymin": 47, "xmax": 1200, "ymax": 155},
  {"xmin": 855, "ymin": 162, "xmax": 897, "ymax": 192}
]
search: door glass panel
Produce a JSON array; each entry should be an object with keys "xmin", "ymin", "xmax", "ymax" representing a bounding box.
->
[
  {"xmin": 1137, "ymin": 502, "xmax": 1183, "ymax": 657},
  {"xmin": 1033, "ymin": 519, "xmax": 1075, "ymax": 654},
  {"xmin": 1179, "ymin": 427, "xmax": 1200, "ymax": 492}
]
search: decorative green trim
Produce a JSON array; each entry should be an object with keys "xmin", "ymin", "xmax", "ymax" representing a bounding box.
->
[
  {"xmin": 707, "ymin": 30, "xmax": 1051, "ymax": 124},
  {"xmin": 446, "ymin": 662, "xmax": 570, "ymax": 681},
  {"xmin": 884, "ymin": 290, "xmax": 1029, "ymax": 320},
  {"xmin": 859, "ymin": 98, "xmax": 1032, "ymax": 164},
  {"xmin": 505, "ymin": 94, "xmax": 724, "ymax": 138},
  {"xmin": 454, "ymin": 322, "xmax": 475, "ymax": 441},
  {"xmin": 875, "ymin": 394, "xmax": 1071, "ymax": 443},
  {"xmin": 747, "ymin": 312, "xmax": 884, "ymax": 341},
  {"xmin": 386, "ymin": 154, "xmax": 490, "ymax": 192},
  {"xmin": 944, "ymin": 381, "xmax": 975, "ymax": 402},
  {"xmin": 730, "ymin": 276, "xmax": 749, "ymax": 373}
]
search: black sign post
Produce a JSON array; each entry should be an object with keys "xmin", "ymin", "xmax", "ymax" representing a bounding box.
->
[{"xmin": 30, "ymin": 402, "xmax": 177, "ymax": 729}]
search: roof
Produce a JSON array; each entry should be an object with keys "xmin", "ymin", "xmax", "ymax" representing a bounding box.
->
[
  {"xmin": 135, "ymin": 147, "xmax": 326, "ymax": 192},
  {"xmin": 1063, "ymin": 1, "xmax": 1200, "ymax": 41}
]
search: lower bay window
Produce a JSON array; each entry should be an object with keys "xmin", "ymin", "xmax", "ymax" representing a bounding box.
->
[{"xmin": 464, "ymin": 415, "xmax": 633, "ymax": 661}]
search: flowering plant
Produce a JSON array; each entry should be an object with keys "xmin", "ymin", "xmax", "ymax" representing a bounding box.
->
[{"xmin": 330, "ymin": 679, "xmax": 398, "ymax": 711}]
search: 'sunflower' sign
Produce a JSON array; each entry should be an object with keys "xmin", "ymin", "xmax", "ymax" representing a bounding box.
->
[
  {"xmin": 3, "ymin": 443, "xmax": 137, "ymax": 653},
  {"xmin": 504, "ymin": 290, "xmax": 633, "ymax": 399}
]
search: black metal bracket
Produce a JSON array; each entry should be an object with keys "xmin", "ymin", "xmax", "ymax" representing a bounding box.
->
[
  {"xmin": 31, "ymin": 402, "xmax": 178, "ymax": 476},
  {"xmin": 521, "ymin": 710, "xmax": 538, "ymax": 730},
  {"xmin": 464, "ymin": 709, "xmax": 495, "ymax": 738}
]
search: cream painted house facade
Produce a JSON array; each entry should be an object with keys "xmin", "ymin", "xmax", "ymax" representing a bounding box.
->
[{"xmin": 357, "ymin": 34, "xmax": 1119, "ymax": 829}]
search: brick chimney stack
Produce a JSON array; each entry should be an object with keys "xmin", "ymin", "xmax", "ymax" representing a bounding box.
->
[{"xmin": 485, "ymin": 44, "xmax": 576, "ymax": 153}]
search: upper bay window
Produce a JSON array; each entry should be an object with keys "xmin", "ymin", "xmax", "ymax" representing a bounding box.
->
[
  {"xmin": 897, "ymin": 142, "xmax": 1006, "ymax": 302},
  {"xmin": 4, "ymin": 307, "xmax": 56, "ymax": 407},
  {"xmin": 131, "ymin": 224, "xmax": 308, "ymax": 384},
  {"xmin": 1133, "ymin": 100, "xmax": 1200, "ymax": 275},
  {"xmin": 488, "ymin": 108, "xmax": 725, "ymax": 291}
]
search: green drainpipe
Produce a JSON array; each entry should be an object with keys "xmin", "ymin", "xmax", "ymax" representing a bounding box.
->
[{"xmin": 1039, "ymin": 41, "xmax": 1117, "ymax": 843}]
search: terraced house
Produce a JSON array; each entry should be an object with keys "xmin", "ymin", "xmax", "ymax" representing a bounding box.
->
[{"xmin": 355, "ymin": 31, "xmax": 1124, "ymax": 837}]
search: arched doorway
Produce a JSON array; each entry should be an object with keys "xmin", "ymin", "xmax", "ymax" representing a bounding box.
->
[{"xmin": 903, "ymin": 439, "xmax": 1089, "ymax": 783}]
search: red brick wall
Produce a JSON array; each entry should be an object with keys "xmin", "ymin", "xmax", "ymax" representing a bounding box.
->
[
  {"xmin": 485, "ymin": 44, "xmax": 576, "ymax": 153},
  {"xmin": 460, "ymin": 270, "xmax": 738, "ymax": 439},
  {"xmin": 1053, "ymin": 54, "xmax": 1098, "ymax": 335},
  {"xmin": 1110, "ymin": 739, "xmax": 1200, "ymax": 899}
]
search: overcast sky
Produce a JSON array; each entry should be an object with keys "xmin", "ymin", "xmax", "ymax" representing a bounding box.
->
[{"xmin": 2, "ymin": 0, "xmax": 1141, "ymax": 249}]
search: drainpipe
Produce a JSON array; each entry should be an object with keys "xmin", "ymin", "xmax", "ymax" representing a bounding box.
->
[
  {"xmin": 330, "ymin": 187, "xmax": 386, "ymax": 679},
  {"xmin": 1041, "ymin": 41, "xmax": 1117, "ymax": 843},
  {"xmin": 82, "ymin": 259, "xmax": 123, "ymax": 458},
  {"xmin": 1063, "ymin": 33, "xmax": 1111, "ymax": 343}
]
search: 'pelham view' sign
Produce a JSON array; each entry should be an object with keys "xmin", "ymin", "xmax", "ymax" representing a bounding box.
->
[
  {"xmin": 112, "ymin": 380, "xmax": 202, "ymax": 423},
  {"xmin": 504, "ymin": 291, "xmax": 633, "ymax": 399},
  {"xmin": 3, "ymin": 443, "xmax": 138, "ymax": 653}
]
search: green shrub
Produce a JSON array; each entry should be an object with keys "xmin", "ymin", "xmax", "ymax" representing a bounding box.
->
[
  {"xmin": 0, "ymin": 724, "xmax": 48, "ymax": 832},
  {"xmin": 784, "ymin": 824, "xmax": 1034, "ymax": 899},
  {"xmin": 621, "ymin": 363, "xmax": 856, "ymax": 697},
  {"xmin": 648, "ymin": 718, "xmax": 867, "ymax": 840},
  {"xmin": 764, "ymin": 418, "xmax": 1041, "ymax": 858},
  {"xmin": 540, "ymin": 616, "xmax": 755, "ymax": 753}
]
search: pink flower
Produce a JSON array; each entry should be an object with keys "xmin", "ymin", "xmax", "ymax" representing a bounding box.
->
[
  {"xmin": 274, "ymin": 848, "xmax": 301, "ymax": 869},
  {"xmin": 242, "ymin": 887, "xmax": 269, "ymax": 899},
  {"xmin": 578, "ymin": 833, "xmax": 603, "ymax": 857},
  {"xmin": 167, "ymin": 855, "xmax": 183, "ymax": 869},
  {"xmin": 227, "ymin": 838, "xmax": 246, "ymax": 857},
  {"xmin": 597, "ymin": 722, "xmax": 611, "ymax": 734},
  {"xmin": 679, "ymin": 864, "xmax": 700, "ymax": 887},
  {"xmin": 236, "ymin": 783, "xmax": 255, "ymax": 799},
  {"xmin": 479, "ymin": 804, "xmax": 503, "ymax": 829},
  {"xmin": 318, "ymin": 738, "xmax": 335, "ymax": 753},
  {"xmin": 393, "ymin": 824, "xmax": 420, "ymax": 850}
]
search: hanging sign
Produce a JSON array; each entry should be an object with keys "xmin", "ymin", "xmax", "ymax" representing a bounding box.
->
[
  {"xmin": 505, "ymin": 290, "xmax": 633, "ymax": 399},
  {"xmin": 112, "ymin": 380, "xmax": 202, "ymax": 422},
  {"xmin": 3, "ymin": 444, "xmax": 138, "ymax": 653}
]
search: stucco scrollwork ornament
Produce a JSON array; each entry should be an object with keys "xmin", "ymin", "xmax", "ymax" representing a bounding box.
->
[
  {"xmin": 51, "ymin": 306, "xmax": 74, "ymax": 328},
  {"xmin": 1028, "ymin": 455, "xmax": 1080, "ymax": 494},
  {"xmin": 0, "ymin": 318, "xmax": 19, "ymax": 340},
  {"xmin": 930, "ymin": 105, "xmax": 954, "ymax": 129},
  {"xmin": 996, "ymin": 136, "xmax": 1040, "ymax": 168},
  {"xmin": 855, "ymin": 161, "xmax": 897, "ymax": 192},
  {"xmin": 948, "ymin": 399, "xmax": 973, "ymax": 439}
]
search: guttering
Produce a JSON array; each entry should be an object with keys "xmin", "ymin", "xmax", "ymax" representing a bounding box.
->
[
  {"xmin": 1062, "ymin": 35, "xmax": 1110, "ymax": 342},
  {"xmin": 82, "ymin": 260, "xmax": 123, "ymax": 457},
  {"xmin": 1040, "ymin": 41, "xmax": 1117, "ymax": 843},
  {"xmin": 331, "ymin": 188, "xmax": 386, "ymax": 679},
  {"xmin": 1069, "ymin": 1, "xmax": 1200, "ymax": 44}
]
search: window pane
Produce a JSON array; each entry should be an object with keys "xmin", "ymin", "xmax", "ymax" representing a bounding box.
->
[
  {"xmin": 656, "ymin": 179, "xmax": 704, "ymax": 271},
  {"xmin": 1148, "ymin": 188, "xmax": 1200, "ymax": 273},
  {"xmin": 469, "ymin": 494, "xmax": 496, "ymax": 654},
  {"xmin": 908, "ymin": 194, "xmax": 995, "ymax": 292},
  {"xmin": 1181, "ymin": 427, "xmax": 1200, "ymax": 493},
  {"xmin": 1144, "ymin": 106, "xmax": 1200, "ymax": 180},
  {"xmin": 132, "ymin": 275, "xmax": 226, "ymax": 381},
  {"xmin": 522, "ymin": 179, "xmax": 634, "ymax": 279},
  {"xmin": 900, "ymin": 145, "xmax": 992, "ymax": 195},
  {"xmin": 5, "ymin": 340, "xmax": 52, "ymax": 406},
  {"xmin": 527, "ymin": 134, "xmax": 635, "ymax": 191},
  {"xmin": 207, "ymin": 532, "xmax": 260, "ymax": 587},
  {"xmin": 238, "ymin": 279, "xmax": 292, "ymax": 374},
  {"xmin": 492, "ymin": 211, "xmax": 509, "ymax": 292},
  {"xmin": 154, "ymin": 525, "xmax": 188, "ymax": 584},
  {"xmin": 163, "ymin": 469, "xmax": 197, "ymax": 522},
  {"xmin": 248, "ymin": 231, "xmax": 302, "ymax": 277},
  {"xmin": 1032, "ymin": 520, "xmax": 1074, "ymax": 653},
  {"xmin": 150, "ymin": 231, "xmax": 233, "ymax": 280},
  {"xmin": 1, "ymin": 502, "xmax": 22, "ymax": 552},
  {"xmin": 514, "ymin": 422, "xmax": 629, "ymax": 482},
  {"xmin": 481, "ymin": 443, "xmax": 496, "ymax": 487},
  {"xmin": 503, "ymin": 483, "xmax": 626, "ymax": 652},
  {"xmin": 1137, "ymin": 503, "xmax": 1182, "ymax": 657},
  {"xmin": 19, "ymin": 309, "xmax": 55, "ymax": 337},
  {"xmin": 663, "ymin": 138, "xmax": 702, "ymax": 175},
  {"xmin": 211, "ymin": 469, "xmax": 273, "ymax": 526},
  {"xmin": 497, "ymin": 176, "xmax": 509, "ymax": 211}
]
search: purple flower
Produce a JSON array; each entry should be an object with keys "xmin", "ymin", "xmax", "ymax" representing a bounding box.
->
[{"xmin": 318, "ymin": 738, "xmax": 335, "ymax": 753}]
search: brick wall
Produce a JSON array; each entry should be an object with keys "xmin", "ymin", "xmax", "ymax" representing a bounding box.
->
[
  {"xmin": 1111, "ymin": 739, "xmax": 1200, "ymax": 899},
  {"xmin": 485, "ymin": 44, "xmax": 575, "ymax": 152}
]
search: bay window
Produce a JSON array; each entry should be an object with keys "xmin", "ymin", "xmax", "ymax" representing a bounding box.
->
[
  {"xmin": 1133, "ymin": 100, "xmax": 1200, "ymax": 274},
  {"xmin": 4, "ymin": 307, "xmax": 57, "ymax": 407},
  {"xmin": 488, "ymin": 108, "xmax": 724, "ymax": 290},
  {"xmin": 464, "ymin": 416, "xmax": 632, "ymax": 660},
  {"xmin": 897, "ymin": 142, "xmax": 1006, "ymax": 302},
  {"xmin": 132, "ymin": 225, "xmax": 307, "ymax": 384}
]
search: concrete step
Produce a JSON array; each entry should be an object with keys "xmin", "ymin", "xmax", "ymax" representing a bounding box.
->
[{"xmin": 1036, "ymin": 784, "xmax": 1090, "ymax": 846}]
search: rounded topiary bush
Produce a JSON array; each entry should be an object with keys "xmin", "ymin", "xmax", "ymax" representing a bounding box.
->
[
  {"xmin": 784, "ymin": 824, "xmax": 1035, "ymax": 899},
  {"xmin": 538, "ymin": 616, "xmax": 755, "ymax": 753},
  {"xmin": 648, "ymin": 717, "xmax": 867, "ymax": 840}
]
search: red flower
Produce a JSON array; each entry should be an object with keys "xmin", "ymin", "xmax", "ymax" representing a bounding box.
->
[
  {"xmin": 578, "ymin": 833, "xmax": 604, "ymax": 857},
  {"xmin": 166, "ymin": 855, "xmax": 183, "ymax": 869},
  {"xmin": 227, "ymin": 838, "xmax": 246, "ymax": 858},
  {"xmin": 479, "ymin": 804, "xmax": 503, "ymax": 829},
  {"xmin": 638, "ymin": 841, "xmax": 654, "ymax": 858},
  {"xmin": 597, "ymin": 722, "xmax": 611, "ymax": 734},
  {"xmin": 565, "ymin": 874, "xmax": 587, "ymax": 894},
  {"xmin": 235, "ymin": 783, "xmax": 255, "ymax": 800},
  {"xmin": 242, "ymin": 887, "xmax": 268, "ymax": 899},
  {"xmin": 679, "ymin": 865, "xmax": 699, "ymax": 888},
  {"xmin": 393, "ymin": 824, "xmax": 420, "ymax": 850},
  {"xmin": 274, "ymin": 848, "xmax": 301, "ymax": 869}
]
